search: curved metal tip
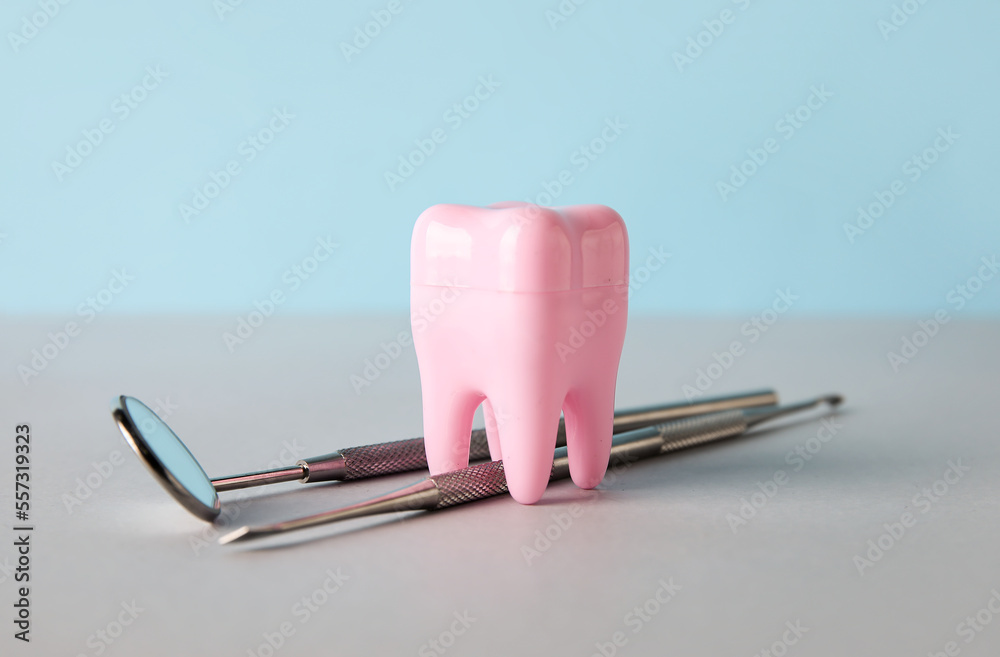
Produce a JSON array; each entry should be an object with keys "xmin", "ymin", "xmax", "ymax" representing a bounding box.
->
[
  {"xmin": 218, "ymin": 526, "xmax": 252, "ymax": 545},
  {"xmin": 743, "ymin": 394, "xmax": 844, "ymax": 428},
  {"xmin": 821, "ymin": 393, "xmax": 844, "ymax": 407}
]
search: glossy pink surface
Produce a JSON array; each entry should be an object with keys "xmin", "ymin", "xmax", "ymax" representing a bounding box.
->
[{"xmin": 411, "ymin": 202, "xmax": 629, "ymax": 504}]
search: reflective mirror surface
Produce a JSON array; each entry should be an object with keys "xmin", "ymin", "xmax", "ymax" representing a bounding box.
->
[{"xmin": 112, "ymin": 396, "xmax": 220, "ymax": 521}]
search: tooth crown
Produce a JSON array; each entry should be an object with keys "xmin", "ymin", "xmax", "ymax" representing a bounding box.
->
[
  {"xmin": 410, "ymin": 202, "xmax": 628, "ymax": 292},
  {"xmin": 411, "ymin": 203, "xmax": 629, "ymax": 505}
]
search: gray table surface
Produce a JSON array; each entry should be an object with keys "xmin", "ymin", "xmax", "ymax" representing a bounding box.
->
[{"xmin": 1, "ymin": 316, "xmax": 998, "ymax": 656}]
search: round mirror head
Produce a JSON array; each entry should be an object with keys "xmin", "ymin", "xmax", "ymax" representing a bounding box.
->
[{"xmin": 112, "ymin": 396, "xmax": 220, "ymax": 521}]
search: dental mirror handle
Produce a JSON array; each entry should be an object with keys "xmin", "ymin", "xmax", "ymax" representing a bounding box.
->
[{"xmin": 210, "ymin": 389, "xmax": 778, "ymax": 491}]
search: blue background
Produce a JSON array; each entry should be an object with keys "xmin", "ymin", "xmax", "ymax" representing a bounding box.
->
[{"xmin": 2, "ymin": 0, "xmax": 998, "ymax": 317}]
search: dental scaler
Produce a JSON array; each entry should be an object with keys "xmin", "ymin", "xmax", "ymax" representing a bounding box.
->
[{"xmin": 219, "ymin": 395, "xmax": 843, "ymax": 544}]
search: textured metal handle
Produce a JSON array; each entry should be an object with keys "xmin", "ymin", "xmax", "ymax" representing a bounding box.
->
[
  {"xmin": 338, "ymin": 429, "xmax": 491, "ymax": 480},
  {"xmin": 334, "ymin": 391, "xmax": 774, "ymax": 481},
  {"xmin": 657, "ymin": 410, "xmax": 749, "ymax": 452},
  {"xmin": 428, "ymin": 412, "xmax": 750, "ymax": 509},
  {"xmin": 338, "ymin": 437, "xmax": 429, "ymax": 480},
  {"xmin": 338, "ymin": 407, "xmax": 752, "ymax": 483},
  {"xmin": 431, "ymin": 460, "xmax": 510, "ymax": 508}
]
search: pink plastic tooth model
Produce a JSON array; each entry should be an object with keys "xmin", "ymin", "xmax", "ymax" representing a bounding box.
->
[{"xmin": 410, "ymin": 202, "xmax": 629, "ymax": 504}]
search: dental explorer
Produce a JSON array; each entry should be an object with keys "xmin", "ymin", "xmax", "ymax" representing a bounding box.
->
[{"xmin": 218, "ymin": 394, "xmax": 842, "ymax": 544}]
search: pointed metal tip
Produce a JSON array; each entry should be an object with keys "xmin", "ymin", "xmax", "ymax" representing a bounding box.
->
[
  {"xmin": 218, "ymin": 526, "xmax": 252, "ymax": 545},
  {"xmin": 822, "ymin": 393, "xmax": 844, "ymax": 407},
  {"xmin": 743, "ymin": 393, "xmax": 844, "ymax": 428}
]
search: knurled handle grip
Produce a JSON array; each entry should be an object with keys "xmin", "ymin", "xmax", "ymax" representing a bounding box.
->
[
  {"xmin": 335, "ymin": 393, "xmax": 771, "ymax": 481},
  {"xmin": 429, "ymin": 412, "xmax": 750, "ymax": 509},
  {"xmin": 339, "ymin": 429, "xmax": 491, "ymax": 480},
  {"xmin": 657, "ymin": 410, "xmax": 749, "ymax": 452},
  {"xmin": 339, "ymin": 411, "xmax": 747, "ymax": 482},
  {"xmin": 430, "ymin": 460, "xmax": 511, "ymax": 508},
  {"xmin": 338, "ymin": 437, "xmax": 427, "ymax": 480}
]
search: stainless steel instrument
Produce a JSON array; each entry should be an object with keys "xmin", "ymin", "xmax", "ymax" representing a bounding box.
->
[
  {"xmin": 219, "ymin": 395, "xmax": 842, "ymax": 545},
  {"xmin": 112, "ymin": 389, "xmax": 780, "ymax": 521}
]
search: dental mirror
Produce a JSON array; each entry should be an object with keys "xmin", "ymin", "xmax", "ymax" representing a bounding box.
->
[{"xmin": 112, "ymin": 396, "xmax": 221, "ymax": 521}]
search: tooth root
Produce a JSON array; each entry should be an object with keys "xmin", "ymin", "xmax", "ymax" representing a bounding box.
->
[
  {"xmin": 563, "ymin": 385, "xmax": 617, "ymax": 490},
  {"xmin": 481, "ymin": 400, "xmax": 503, "ymax": 460},
  {"xmin": 489, "ymin": 390, "xmax": 565, "ymax": 504},
  {"xmin": 420, "ymin": 384, "xmax": 483, "ymax": 475}
]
